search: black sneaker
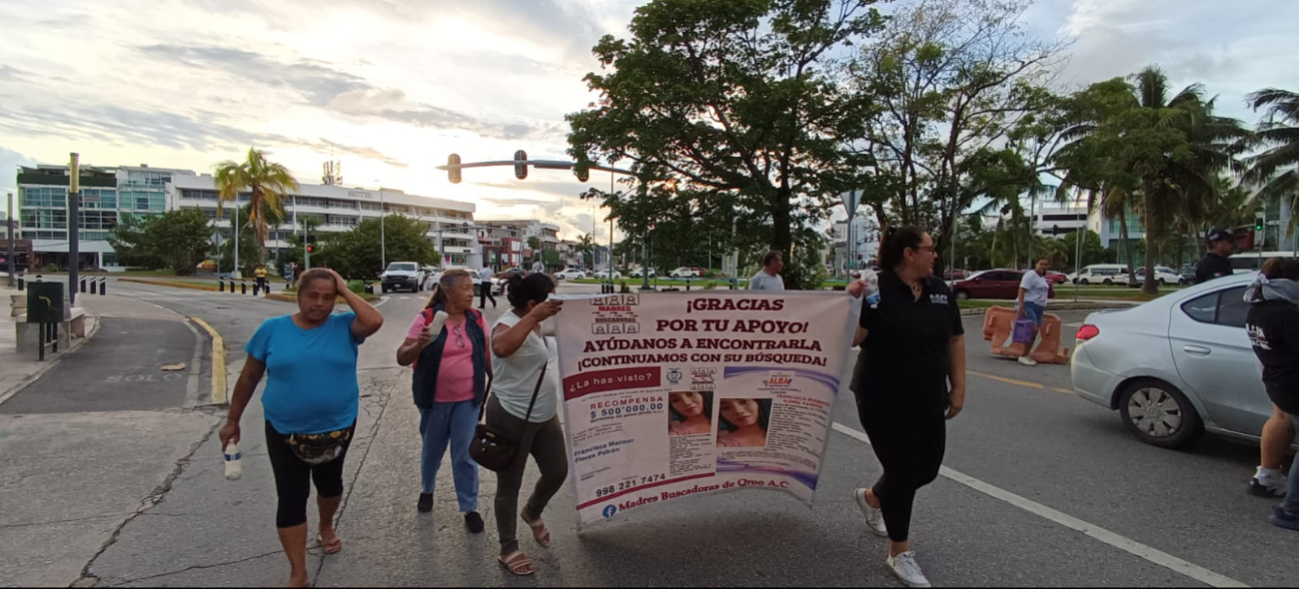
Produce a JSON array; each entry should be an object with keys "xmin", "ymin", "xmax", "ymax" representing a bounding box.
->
[
  {"xmin": 465, "ymin": 511, "xmax": 485, "ymax": 534},
  {"xmin": 417, "ymin": 493, "xmax": 433, "ymax": 513},
  {"xmin": 1249, "ymin": 476, "xmax": 1287, "ymax": 498}
]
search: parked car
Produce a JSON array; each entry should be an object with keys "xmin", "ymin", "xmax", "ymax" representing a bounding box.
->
[
  {"xmin": 554, "ymin": 268, "xmax": 588, "ymax": 280},
  {"xmin": 1071, "ymin": 272, "xmax": 1293, "ymax": 450},
  {"xmin": 381, "ymin": 261, "xmax": 425, "ymax": 293},
  {"xmin": 629, "ymin": 267, "xmax": 658, "ymax": 278},
  {"xmin": 1045, "ymin": 271, "xmax": 1070, "ymax": 285},
  {"xmin": 942, "ymin": 269, "xmax": 968, "ymax": 281},
  {"xmin": 669, "ymin": 267, "xmax": 701, "ymax": 278},
  {"xmin": 594, "ymin": 269, "xmax": 623, "ymax": 280},
  {"xmin": 1072, "ymin": 264, "xmax": 1127, "ymax": 285},
  {"xmin": 952, "ymin": 269, "xmax": 1056, "ymax": 300}
]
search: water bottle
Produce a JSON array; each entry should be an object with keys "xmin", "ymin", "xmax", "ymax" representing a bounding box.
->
[
  {"xmin": 223, "ymin": 442, "xmax": 243, "ymax": 481},
  {"xmin": 861, "ymin": 269, "xmax": 881, "ymax": 308},
  {"xmin": 428, "ymin": 311, "xmax": 450, "ymax": 335}
]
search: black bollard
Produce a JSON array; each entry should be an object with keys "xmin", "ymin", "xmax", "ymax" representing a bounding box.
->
[
  {"xmin": 252, "ymin": 282, "xmax": 260, "ymax": 296},
  {"xmin": 99, "ymin": 277, "xmax": 107, "ymax": 296},
  {"xmin": 241, "ymin": 280, "xmax": 248, "ymax": 295},
  {"xmin": 80, "ymin": 278, "xmax": 87, "ymax": 294},
  {"xmin": 219, "ymin": 278, "xmax": 225, "ymax": 293},
  {"xmin": 17, "ymin": 273, "xmax": 24, "ymax": 291}
]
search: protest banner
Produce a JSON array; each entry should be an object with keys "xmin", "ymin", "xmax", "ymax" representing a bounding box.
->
[{"xmin": 553, "ymin": 291, "xmax": 856, "ymax": 527}]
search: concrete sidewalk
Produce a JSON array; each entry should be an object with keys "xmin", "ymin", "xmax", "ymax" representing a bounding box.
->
[
  {"xmin": 0, "ymin": 284, "xmax": 100, "ymax": 406},
  {"xmin": 0, "ymin": 287, "xmax": 219, "ymax": 588}
]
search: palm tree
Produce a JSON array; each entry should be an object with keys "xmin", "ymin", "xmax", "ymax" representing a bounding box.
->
[
  {"xmin": 214, "ymin": 148, "xmax": 299, "ymax": 265},
  {"xmin": 575, "ymin": 233, "xmax": 596, "ymax": 269},
  {"xmin": 1244, "ymin": 88, "xmax": 1298, "ymax": 241},
  {"xmin": 1055, "ymin": 67, "xmax": 1247, "ymax": 293}
]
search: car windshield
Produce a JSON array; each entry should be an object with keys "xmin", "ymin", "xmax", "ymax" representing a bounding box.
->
[{"xmin": 387, "ymin": 263, "xmax": 417, "ymax": 272}]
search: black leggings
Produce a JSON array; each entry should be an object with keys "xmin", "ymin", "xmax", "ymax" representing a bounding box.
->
[
  {"xmin": 265, "ymin": 421, "xmax": 354, "ymax": 529},
  {"xmin": 857, "ymin": 392, "xmax": 947, "ymax": 543}
]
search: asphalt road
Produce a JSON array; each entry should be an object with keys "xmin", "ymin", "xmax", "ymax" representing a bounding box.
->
[{"xmin": 69, "ymin": 280, "xmax": 1299, "ymax": 587}]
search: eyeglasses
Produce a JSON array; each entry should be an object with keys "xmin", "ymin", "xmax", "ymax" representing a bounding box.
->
[
  {"xmin": 912, "ymin": 245, "xmax": 937, "ymax": 253},
  {"xmin": 453, "ymin": 325, "xmax": 466, "ymax": 348}
]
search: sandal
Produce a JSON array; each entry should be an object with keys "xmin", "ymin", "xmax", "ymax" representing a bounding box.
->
[
  {"xmin": 317, "ymin": 533, "xmax": 343, "ymax": 555},
  {"xmin": 521, "ymin": 508, "xmax": 551, "ymax": 548},
  {"xmin": 498, "ymin": 551, "xmax": 535, "ymax": 576}
]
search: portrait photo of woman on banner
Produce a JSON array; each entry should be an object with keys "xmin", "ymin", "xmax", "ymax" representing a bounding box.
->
[
  {"xmin": 668, "ymin": 391, "xmax": 714, "ymax": 436},
  {"xmin": 717, "ymin": 398, "xmax": 772, "ymax": 448}
]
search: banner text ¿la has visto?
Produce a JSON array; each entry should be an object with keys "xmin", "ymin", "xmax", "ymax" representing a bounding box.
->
[{"xmin": 554, "ymin": 291, "xmax": 857, "ymax": 527}]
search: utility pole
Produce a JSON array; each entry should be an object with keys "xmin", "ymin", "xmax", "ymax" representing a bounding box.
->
[
  {"xmin": 68, "ymin": 153, "xmax": 80, "ymax": 306},
  {"xmin": 233, "ymin": 203, "xmax": 240, "ymax": 278},
  {"xmin": 304, "ymin": 219, "xmax": 311, "ymax": 269},
  {"xmin": 379, "ymin": 186, "xmax": 386, "ymax": 269},
  {"xmin": 6, "ymin": 192, "xmax": 14, "ymax": 287}
]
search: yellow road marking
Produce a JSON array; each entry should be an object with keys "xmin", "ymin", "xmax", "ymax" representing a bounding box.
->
[
  {"xmin": 1053, "ymin": 387, "xmax": 1076, "ymax": 395},
  {"xmin": 969, "ymin": 370, "xmax": 1043, "ymax": 389},
  {"xmin": 191, "ymin": 317, "xmax": 228, "ymax": 405}
]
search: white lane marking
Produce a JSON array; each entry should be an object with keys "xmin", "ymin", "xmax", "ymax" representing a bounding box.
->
[
  {"xmin": 830, "ymin": 422, "xmax": 1248, "ymax": 588},
  {"xmin": 1065, "ymin": 322, "xmax": 1083, "ymax": 328}
]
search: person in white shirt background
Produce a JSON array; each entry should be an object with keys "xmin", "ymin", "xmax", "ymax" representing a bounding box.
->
[
  {"xmin": 478, "ymin": 265, "xmax": 497, "ymax": 309},
  {"xmin": 1016, "ymin": 257, "xmax": 1052, "ymax": 366},
  {"xmin": 748, "ymin": 250, "xmax": 786, "ymax": 291}
]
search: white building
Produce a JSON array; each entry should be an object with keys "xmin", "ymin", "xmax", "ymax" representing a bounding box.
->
[
  {"xmin": 829, "ymin": 216, "xmax": 880, "ymax": 272},
  {"xmin": 171, "ymin": 175, "xmax": 480, "ymax": 267},
  {"xmin": 1033, "ymin": 205, "xmax": 1090, "ymax": 237},
  {"xmin": 13, "ymin": 162, "xmax": 480, "ymax": 270}
]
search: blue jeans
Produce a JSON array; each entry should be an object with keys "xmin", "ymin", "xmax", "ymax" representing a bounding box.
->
[
  {"xmin": 419, "ymin": 401, "xmax": 480, "ymax": 512},
  {"xmin": 1287, "ymin": 414, "xmax": 1299, "ymax": 513},
  {"xmin": 1021, "ymin": 302, "xmax": 1046, "ymax": 326}
]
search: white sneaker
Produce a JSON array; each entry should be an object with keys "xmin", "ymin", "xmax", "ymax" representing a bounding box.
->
[
  {"xmin": 1249, "ymin": 467, "xmax": 1289, "ymax": 497},
  {"xmin": 1018, "ymin": 356, "xmax": 1038, "ymax": 366},
  {"xmin": 853, "ymin": 488, "xmax": 888, "ymax": 537},
  {"xmin": 887, "ymin": 551, "xmax": 931, "ymax": 588}
]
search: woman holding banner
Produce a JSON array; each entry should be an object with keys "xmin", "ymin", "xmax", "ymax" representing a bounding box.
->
[
  {"xmin": 848, "ymin": 226, "xmax": 966, "ymax": 589},
  {"xmin": 488, "ymin": 272, "xmax": 565, "ymax": 576}
]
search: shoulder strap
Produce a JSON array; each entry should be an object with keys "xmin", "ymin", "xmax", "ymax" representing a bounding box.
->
[{"xmin": 522, "ymin": 355, "xmax": 548, "ymax": 424}]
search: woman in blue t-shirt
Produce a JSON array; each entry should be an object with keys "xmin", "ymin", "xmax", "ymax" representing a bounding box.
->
[{"xmin": 219, "ymin": 268, "xmax": 383, "ymax": 588}]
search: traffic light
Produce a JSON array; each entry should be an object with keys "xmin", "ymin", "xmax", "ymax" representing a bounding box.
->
[
  {"xmin": 1052, "ymin": 224, "xmax": 1060, "ymax": 236},
  {"xmin": 447, "ymin": 154, "xmax": 461, "ymax": 184},
  {"xmin": 1255, "ymin": 215, "xmax": 1265, "ymax": 231},
  {"xmin": 514, "ymin": 150, "xmax": 528, "ymax": 180},
  {"xmin": 574, "ymin": 163, "xmax": 589, "ymax": 183},
  {"xmin": 306, "ymin": 245, "xmax": 314, "ymax": 254}
]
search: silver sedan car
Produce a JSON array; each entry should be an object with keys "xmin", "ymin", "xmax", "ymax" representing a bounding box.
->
[{"xmin": 1071, "ymin": 272, "xmax": 1278, "ymax": 449}]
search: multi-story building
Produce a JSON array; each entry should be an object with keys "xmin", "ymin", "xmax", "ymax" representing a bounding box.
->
[
  {"xmin": 1032, "ymin": 205, "xmax": 1089, "ymax": 237},
  {"xmin": 14, "ymin": 163, "xmax": 479, "ymax": 270},
  {"xmin": 476, "ymin": 225, "xmax": 525, "ymax": 270},
  {"xmin": 171, "ymin": 175, "xmax": 479, "ymax": 267},
  {"xmin": 478, "ymin": 220, "xmax": 562, "ymax": 269},
  {"xmin": 16, "ymin": 164, "xmax": 192, "ymax": 269}
]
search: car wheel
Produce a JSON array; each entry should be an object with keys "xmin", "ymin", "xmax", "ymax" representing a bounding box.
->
[
  {"xmin": 954, "ymin": 289, "xmax": 971, "ymax": 301},
  {"xmin": 1102, "ymin": 279, "xmax": 1112, "ymax": 285},
  {"xmin": 1080, "ymin": 278, "xmax": 1090, "ymax": 285},
  {"xmin": 1117, "ymin": 380, "xmax": 1203, "ymax": 450}
]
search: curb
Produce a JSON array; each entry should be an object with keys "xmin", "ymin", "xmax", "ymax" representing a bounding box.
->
[
  {"xmin": 959, "ymin": 302, "xmax": 1133, "ymax": 316},
  {"xmin": 119, "ymin": 278, "xmax": 221, "ymax": 292},
  {"xmin": 190, "ymin": 317, "xmax": 228, "ymax": 405},
  {"xmin": 0, "ymin": 306, "xmax": 102, "ymax": 407}
]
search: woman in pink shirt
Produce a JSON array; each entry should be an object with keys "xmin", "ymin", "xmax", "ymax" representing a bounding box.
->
[{"xmin": 396, "ymin": 269, "xmax": 491, "ymax": 533}]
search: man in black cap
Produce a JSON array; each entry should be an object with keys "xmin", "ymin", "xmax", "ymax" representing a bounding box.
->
[{"xmin": 1194, "ymin": 228, "xmax": 1235, "ymax": 284}]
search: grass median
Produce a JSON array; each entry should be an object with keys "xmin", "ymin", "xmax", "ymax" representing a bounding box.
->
[{"xmin": 120, "ymin": 278, "xmax": 379, "ymax": 302}]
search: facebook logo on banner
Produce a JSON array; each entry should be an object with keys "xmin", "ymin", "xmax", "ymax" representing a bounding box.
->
[{"xmin": 603, "ymin": 505, "xmax": 618, "ymax": 518}]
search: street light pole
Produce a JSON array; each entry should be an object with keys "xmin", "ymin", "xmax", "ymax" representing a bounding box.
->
[
  {"xmin": 6, "ymin": 192, "xmax": 15, "ymax": 287},
  {"xmin": 379, "ymin": 185, "xmax": 386, "ymax": 269},
  {"xmin": 68, "ymin": 153, "xmax": 80, "ymax": 306},
  {"xmin": 233, "ymin": 203, "xmax": 240, "ymax": 278}
]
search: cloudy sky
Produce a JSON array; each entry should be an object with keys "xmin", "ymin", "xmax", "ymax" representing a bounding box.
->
[{"xmin": 1, "ymin": 0, "xmax": 1295, "ymax": 237}]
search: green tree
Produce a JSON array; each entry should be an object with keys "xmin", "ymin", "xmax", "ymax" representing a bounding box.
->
[
  {"xmin": 567, "ymin": 0, "xmax": 886, "ymax": 290},
  {"xmin": 108, "ymin": 213, "xmax": 164, "ymax": 269},
  {"xmin": 149, "ymin": 209, "xmax": 212, "ymax": 275},
  {"xmin": 214, "ymin": 148, "xmax": 298, "ymax": 266},
  {"xmin": 327, "ymin": 215, "xmax": 439, "ymax": 279},
  {"xmin": 846, "ymin": 0, "xmax": 1066, "ymax": 259},
  {"xmin": 1055, "ymin": 67, "xmax": 1247, "ymax": 294},
  {"xmin": 575, "ymin": 233, "xmax": 596, "ymax": 268},
  {"xmin": 1244, "ymin": 88, "xmax": 1299, "ymax": 237}
]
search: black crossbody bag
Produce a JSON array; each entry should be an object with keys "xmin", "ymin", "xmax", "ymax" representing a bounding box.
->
[{"xmin": 470, "ymin": 362, "xmax": 547, "ymax": 472}]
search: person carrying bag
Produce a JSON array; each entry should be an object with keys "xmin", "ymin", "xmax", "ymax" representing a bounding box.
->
[{"xmin": 486, "ymin": 272, "xmax": 565, "ymax": 577}]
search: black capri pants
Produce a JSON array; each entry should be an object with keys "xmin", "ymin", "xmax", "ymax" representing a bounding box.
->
[
  {"xmin": 856, "ymin": 380, "xmax": 948, "ymax": 543},
  {"xmin": 265, "ymin": 421, "xmax": 354, "ymax": 529}
]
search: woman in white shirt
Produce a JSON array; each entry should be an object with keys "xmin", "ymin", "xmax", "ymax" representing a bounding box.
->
[
  {"xmin": 1016, "ymin": 257, "xmax": 1052, "ymax": 366},
  {"xmin": 488, "ymin": 272, "xmax": 564, "ymax": 576}
]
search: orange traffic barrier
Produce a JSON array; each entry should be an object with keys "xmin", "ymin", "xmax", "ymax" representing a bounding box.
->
[{"xmin": 982, "ymin": 306, "xmax": 1070, "ymax": 364}]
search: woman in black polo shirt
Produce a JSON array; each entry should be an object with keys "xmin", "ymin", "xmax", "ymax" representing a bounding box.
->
[{"xmin": 850, "ymin": 226, "xmax": 967, "ymax": 588}]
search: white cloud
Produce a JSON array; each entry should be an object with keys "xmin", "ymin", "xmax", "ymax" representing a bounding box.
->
[{"xmin": 0, "ymin": 0, "xmax": 1292, "ymax": 241}]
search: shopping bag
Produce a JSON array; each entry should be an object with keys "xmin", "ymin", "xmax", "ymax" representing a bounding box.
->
[{"xmin": 1012, "ymin": 317, "xmax": 1036, "ymax": 344}]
